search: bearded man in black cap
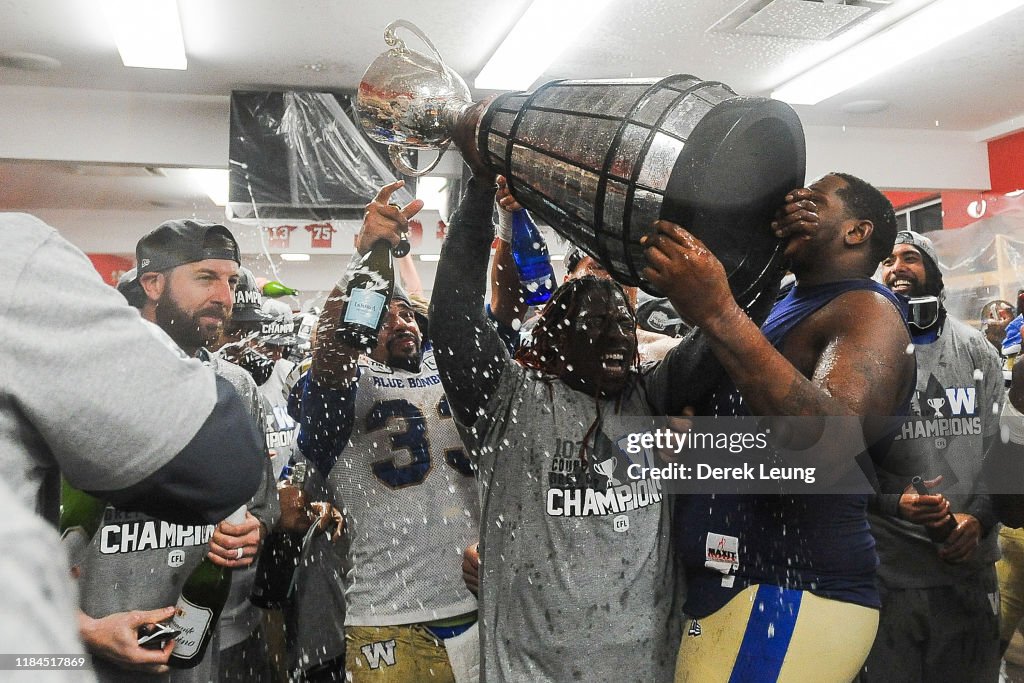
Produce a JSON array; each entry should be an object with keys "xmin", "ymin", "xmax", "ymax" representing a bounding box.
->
[
  {"xmin": 862, "ymin": 230, "xmax": 1005, "ymax": 682},
  {"xmin": 135, "ymin": 219, "xmax": 244, "ymax": 356},
  {"xmin": 76, "ymin": 219, "xmax": 279, "ymax": 682}
]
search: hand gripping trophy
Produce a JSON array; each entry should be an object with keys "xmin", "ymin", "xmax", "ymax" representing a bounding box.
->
[{"xmin": 356, "ymin": 19, "xmax": 806, "ymax": 303}]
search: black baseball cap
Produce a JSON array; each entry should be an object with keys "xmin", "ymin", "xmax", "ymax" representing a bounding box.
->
[
  {"xmin": 259, "ymin": 299, "xmax": 298, "ymax": 346},
  {"xmin": 116, "ymin": 267, "xmax": 147, "ymax": 309},
  {"xmin": 232, "ymin": 267, "xmax": 272, "ymax": 323},
  {"xmin": 136, "ymin": 219, "xmax": 240, "ymax": 276}
]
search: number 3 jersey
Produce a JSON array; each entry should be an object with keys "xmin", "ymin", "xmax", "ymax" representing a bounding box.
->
[{"xmin": 297, "ymin": 348, "xmax": 480, "ymax": 627}]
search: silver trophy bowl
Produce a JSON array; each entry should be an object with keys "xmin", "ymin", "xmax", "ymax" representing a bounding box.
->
[{"xmin": 356, "ymin": 20, "xmax": 471, "ymax": 176}]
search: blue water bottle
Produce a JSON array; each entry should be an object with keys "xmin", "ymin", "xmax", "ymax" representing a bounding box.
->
[{"xmin": 510, "ymin": 208, "xmax": 555, "ymax": 306}]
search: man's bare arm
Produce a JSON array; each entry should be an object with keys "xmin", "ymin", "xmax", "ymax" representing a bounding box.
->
[
  {"xmin": 430, "ymin": 178, "xmax": 509, "ymax": 427},
  {"xmin": 643, "ymin": 222, "xmax": 912, "ymax": 420},
  {"xmin": 312, "ymin": 181, "xmax": 423, "ymax": 389},
  {"xmin": 711, "ymin": 289, "xmax": 909, "ymax": 418}
]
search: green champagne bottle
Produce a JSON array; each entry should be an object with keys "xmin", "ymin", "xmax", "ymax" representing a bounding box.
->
[
  {"xmin": 263, "ymin": 280, "xmax": 299, "ymax": 297},
  {"xmin": 167, "ymin": 505, "xmax": 247, "ymax": 669},
  {"xmin": 58, "ymin": 479, "xmax": 107, "ymax": 564},
  {"xmin": 335, "ymin": 239, "xmax": 395, "ymax": 352},
  {"xmin": 249, "ymin": 462, "xmax": 310, "ymax": 609}
]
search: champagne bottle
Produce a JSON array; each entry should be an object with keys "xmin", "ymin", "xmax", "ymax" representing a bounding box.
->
[
  {"xmin": 911, "ymin": 476, "xmax": 958, "ymax": 543},
  {"xmin": 509, "ymin": 209, "xmax": 555, "ymax": 306},
  {"xmin": 59, "ymin": 479, "xmax": 106, "ymax": 564},
  {"xmin": 335, "ymin": 239, "xmax": 395, "ymax": 352},
  {"xmin": 168, "ymin": 506, "xmax": 247, "ymax": 669},
  {"xmin": 263, "ymin": 280, "xmax": 299, "ymax": 297},
  {"xmin": 249, "ymin": 462, "xmax": 309, "ymax": 609}
]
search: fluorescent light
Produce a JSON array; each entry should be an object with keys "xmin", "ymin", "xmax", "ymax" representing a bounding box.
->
[
  {"xmin": 419, "ymin": 254, "xmax": 441, "ymax": 262},
  {"xmin": 100, "ymin": 0, "xmax": 187, "ymax": 70},
  {"xmin": 550, "ymin": 254, "xmax": 565, "ymax": 261},
  {"xmin": 772, "ymin": 0, "xmax": 1024, "ymax": 105},
  {"xmin": 475, "ymin": 0, "xmax": 615, "ymax": 90},
  {"xmin": 189, "ymin": 168, "xmax": 229, "ymax": 206},
  {"xmin": 281, "ymin": 253, "xmax": 311, "ymax": 262}
]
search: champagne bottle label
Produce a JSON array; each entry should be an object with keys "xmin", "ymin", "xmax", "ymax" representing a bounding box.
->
[
  {"xmin": 170, "ymin": 596, "xmax": 214, "ymax": 660},
  {"xmin": 343, "ymin": 289, "xmax": 386, "ymax": 328}
]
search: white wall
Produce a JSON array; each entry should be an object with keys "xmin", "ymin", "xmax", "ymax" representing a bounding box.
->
[
  {"xmin": 0, "ymin": 86, "xmax": 228, "ymax": 167},
  {"xmin": 804, "ymin": 125, "xmax": 991, "ymax": 189},
  {"xmin": 32, "ymin": 204, "xmax": 570, "ymax": 299}
]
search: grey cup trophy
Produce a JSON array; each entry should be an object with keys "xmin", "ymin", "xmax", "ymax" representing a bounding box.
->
[{"xmin": 356, "ymin": 21, "xmax": 806, "ymax": 301}]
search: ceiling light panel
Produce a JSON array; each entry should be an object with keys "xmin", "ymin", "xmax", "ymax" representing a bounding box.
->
[
  {"xmin": 100, "ymin": 0, "xmax": 187, "ymax": 70},
  {"xmin": 772, "ymin": 0, "xmax": 1024, "ymax": 104},
  {"xmin": 475, "ymin": 0, "xmax": 615, "ymax": 91}
]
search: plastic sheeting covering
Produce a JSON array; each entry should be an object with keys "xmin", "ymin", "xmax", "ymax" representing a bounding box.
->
[
  {"xmin": 228, "ymin": 91, "xmax": 413, "ymax": 222},
  {"xmin": 925, "ymin": 211, "xmax": 1024, "ymax": 325}
]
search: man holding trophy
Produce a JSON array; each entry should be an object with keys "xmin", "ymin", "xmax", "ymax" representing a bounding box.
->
[
  {"xmin": 645, "ymin": 173, "xmax": 915, "ymax": 681},
  {"xmin": 428, "ymin": 128, "xmax": 707, "ymax": 683},
  {"xmin": 355, "ymin": 19, "xmax": 911, "ymax": 681}
]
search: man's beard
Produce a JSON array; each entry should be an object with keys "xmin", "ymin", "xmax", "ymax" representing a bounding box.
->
[
  {"xmin": 388, "ymin": 349, "xmax": 422, "ymax": 373},
  {"xmin": 155, "ymin": 291, "xmax": 225, "ymax": 354},
  {"xmin": 886, "ymin": 275, "xmax": 925, "ymax": 298},
  {"xmin": 386, "ymin": 334, "xmax": 422, "ymax": 373}
]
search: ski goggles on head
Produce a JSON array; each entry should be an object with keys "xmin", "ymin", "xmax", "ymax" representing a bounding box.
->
[{"xmin": 907, "ymin": 295, "xmax": 940, "ymax": 330}]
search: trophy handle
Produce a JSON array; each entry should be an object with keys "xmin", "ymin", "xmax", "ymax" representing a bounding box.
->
[
  {"xmin": 388, "ymin": 144, "xmax": 448, "ymax": 177},
  {"xmin": 384, "ymin": 20, "xmax": 448, "ymax": 77}
]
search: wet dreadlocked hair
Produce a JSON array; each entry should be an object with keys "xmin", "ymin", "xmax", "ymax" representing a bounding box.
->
[
  {"xmin": 516, "ymin": 275, "xmax": 638, "ymax": 373},
  {"xmin": 515, "ymin": 275, "xmax": 641, "ymax": 467}
]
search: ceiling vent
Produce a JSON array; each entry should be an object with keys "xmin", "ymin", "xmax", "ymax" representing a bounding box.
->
[{"xmin": 709, "ymin": 0, "xmax": 893, "ymax": 41}]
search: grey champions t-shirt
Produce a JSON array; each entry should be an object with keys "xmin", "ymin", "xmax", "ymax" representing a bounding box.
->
[
  {"xmin": 870, "ymin": 315, "xmax": 1004, "ymax": 587},
  {"xmin": 77, "ymin": 354, "xmax": 278, "ymax": 682},
  {"xmin": 458, "ymin": 359, "xmax": 683, "ymax": 683}
]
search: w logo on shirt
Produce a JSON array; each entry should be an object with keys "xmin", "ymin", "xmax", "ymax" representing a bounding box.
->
[
  {"xmin": 270, "ymin": 404, "xmax": 295, "ymax": 431},
  {"xmin": 914, "ymin": 378, "xmax": 977, "ymax": 419},
  {"xmin": 944, "ymin": 387, "xmax": 976, "ymax": 416},
  {"xmin": 361, "ymin": 640, "xmax": 397, "ymax": 669}
]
